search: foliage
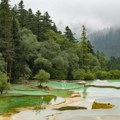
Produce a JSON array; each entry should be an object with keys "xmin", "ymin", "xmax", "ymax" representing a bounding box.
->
[
  {"xmin": 64, "ymin": 26, "xmax": 76, "ymax": 42},
  {"xmin": 90, "ymin": 27, "xmax": 120, "ymax": 57},
  {"xmin": 96, "ymin": 71, "xmax": 110, "ymax": 80},
  {"xmin": 0, "ymin": 72, "xmax": 10, "ymax": 94},
  {"xmin": 109, "ymin": 70, "xmax": 120, "ymax": 79},
  {"xmin": 107, "ymin": 56, "xmax": 120, "ymax": 70},
  {"xmin": 0, "ymin": 0, "xmax": 14, "ymax": 82},
  {"xmin": 35, "ymin": 69, "xmax": 50, "ymax": 86},
  {"xmin": 0, "ymin": 53, "xmax": 6, "ymax": 73},
  {"xmin": 1, "ymin": 0, "xmax": 120, "ymax": 82},
  {"xmin": 72, "ymin": 69, "xmax": 85, "ymax": 80},
  {"xmin": 84, "ymin": 72, "xmax": 96, "ymax": 80}
]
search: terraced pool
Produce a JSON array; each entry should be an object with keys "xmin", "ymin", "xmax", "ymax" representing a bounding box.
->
[{"xmin": 0, "ymin": 95, "xmax": 65, "ymax": 113}]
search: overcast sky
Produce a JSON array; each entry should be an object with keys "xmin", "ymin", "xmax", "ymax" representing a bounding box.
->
[{"xmin": 11, "ymin": 0, "xmax": 120, "ymax": 37}]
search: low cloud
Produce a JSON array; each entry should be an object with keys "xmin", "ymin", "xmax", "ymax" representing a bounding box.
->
[{"xmin": 11, "ymin": 0, "xmax": 120, "ymax": 37}]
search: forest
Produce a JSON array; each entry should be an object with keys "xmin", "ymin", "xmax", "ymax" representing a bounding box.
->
[
  {"xmin": 90, "ymin": 27, "xmax": 120, "ymax": 57},
  {"xmin": 0, "ymin": 0, "xmax": 120, "ymax": 92}
]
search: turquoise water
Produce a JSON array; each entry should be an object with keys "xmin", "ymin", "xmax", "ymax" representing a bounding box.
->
[
  {"xmin": 0, "ymin": 95, "xmax": 59, "ymax": 113},
  {"xmin": 1, "ymin": 80, "xmax": 120, "ymax": 114}
]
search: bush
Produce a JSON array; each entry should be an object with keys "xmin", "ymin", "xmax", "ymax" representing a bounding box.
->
[
  {"xmin": 35, "ymin": 69, "xmax": 50, "ymax": 87},
  {"xmin": 84, "ymin": 72, "xmax": 96, "ymax": 80},
  {"xmin": 72, "ymin": 69, "xmax": 85, "ymax": 80},
  {"xmin": 96, "ymin": 71, "xmax": 110, "ymax": 80},
  {"xmin": 109, "ymin": 70, "xmax": 120, "ymax": 79},
  {"xmin": 51, "ymin": 69, "xmax": 67, "ymax": 80},
  {"xmin": 0, "ymin": 72, "xmax": 10, "ymax": 94}
]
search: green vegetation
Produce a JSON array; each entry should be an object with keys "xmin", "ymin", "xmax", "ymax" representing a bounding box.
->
[
  {"xmin": 90, "ymin": 27, "xmax": 120, "ymax": 57},
  {"xmin": 0, "ymin": 0, "xmax": 120, "ymax": 93},
  {"xmin": 0, "ymin": 72, "xmax": 10, "ymax": 94},
  {"xmin": 35, "ymin": 69, "xmax": 50, "ymax": 87}
]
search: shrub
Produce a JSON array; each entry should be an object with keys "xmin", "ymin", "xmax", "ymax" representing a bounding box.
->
[
  {"xmin": 35, "ymin": 69, "xmax": 50, "ymax": 87},
  {"xmin": 72, "ymin": 69, "xmax": 85, "ymax": 80},
  {"xmin": 51, "ymin": 69, "xmax": 67, "ymax": 80},
  {"xmin": 109, "ymin": 70, "xmax": 120, "ymax": 79},
  {"xmin": 84, "ymin": 72, "xmax": 96, "ymax": 80},
  {"xmin": 0, "ymin": 72, "xmax": 10, "ymax": 94},
  {"xmin": 96, "ymin": 71, "xmax": 110, "ymax": 80}
]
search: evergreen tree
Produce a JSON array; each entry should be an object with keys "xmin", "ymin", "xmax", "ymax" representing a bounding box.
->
[
  {"xmin": 0, "ymin": 0, "xmax": 14, "ymax": 82},
  {"xmin": 11, "ymin": 7, "xmax": 21, "ymax": 82},
  {"xmin": 52, "ymin": 23, "xmax": 58, "ymax": 33},
  {"xmin": 64, "ymin": 26, "xmax": 76, "ymax": 42},
  {"xmin": 81, "ymin": 25, "xmax": 89, "ymax": 71},
  {"xmin": 35, "ymin": 10, "xmax": 42, "ymax": 41},
  {"xmin": 18, "ymin": 0, "xmax": 28, "ymax": 28},
  {"xmin": 25, "ymin": 8, "xmax": 36, "ymax": 31},
  {"xmin": 87, "ymin": 40, "xmax": 95, "ymax": 55},
  {"xmin": 42, "ymin": 11, "xmax": 52, "ymax": 30}
]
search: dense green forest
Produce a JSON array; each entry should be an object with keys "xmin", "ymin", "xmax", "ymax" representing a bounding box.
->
[
  {"xmin": 90, "ymin": 27, "xmax": 120, "ymax": 57},
  {"xmin": 0, "ymin": 0, "xmax": 120, "ymax": 88}
]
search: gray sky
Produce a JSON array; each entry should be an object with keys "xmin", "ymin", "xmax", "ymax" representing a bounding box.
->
[{"xmin": 11, "ymin": 0, "xmax": 120, "ymax": 37}]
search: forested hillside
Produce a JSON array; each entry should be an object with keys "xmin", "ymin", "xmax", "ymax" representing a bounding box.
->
[
  {"xmin": 1, "ymin": 0, "xmax": 120, "ymax": 87},
  {"xmin": 90, "ymin": 27, "xmax": 120, "ymax": 57}
]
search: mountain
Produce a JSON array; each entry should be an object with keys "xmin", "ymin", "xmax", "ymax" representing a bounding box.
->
[{"xmin": 89, "ymin": 27, "xmax": 120, "ymax": 57}]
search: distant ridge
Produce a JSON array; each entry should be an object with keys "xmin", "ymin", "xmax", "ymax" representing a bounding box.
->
[{"xmin": 89, "ymin": 27, "xmax": 120, "ymax": 57}]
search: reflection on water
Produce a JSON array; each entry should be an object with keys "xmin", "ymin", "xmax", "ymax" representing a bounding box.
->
[
  {"xmin": 10, "ymin": 80, "xmax": 120, "ymax": 120},
  {"xmin": 83, "ymin": 85, "xmax": 87, "ymax": 99},
  {"xmin": 0, "ymin": 95, "xmax": 64, "ymax": 113}
]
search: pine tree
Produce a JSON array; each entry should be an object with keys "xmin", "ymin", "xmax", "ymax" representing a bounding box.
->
[
  {"xmin": 0, "ymin": 0, "xmax": 14, "ymax": 82},
  {"xmin": 25, "ymin": 8, "xmax": 36, "ymax": 31},
  {"xmin": 11, "ymin": 7, "xmax": 21, "ymax": 82},
  {"xmin": 35, "ymin": 10, "xmax": 42, "ymax": 41},
  {"xmin": 18, "ymin": 0, "xmax": 28, "ymax": 28},
  {"xmin": 87, "ymin": 40, "xmax": 95, "ymax": 55},
  {"xmin": 64, "ymin": 26, "xmax": 76, "ymax": 42},
  {"xmin": 52, "ymin": 23, "xmax": 58, "ymax": 33},
  {"xmin": 43, "ymin": 11, "xmax": 52, "ymax": 29},
  {"xmin": 81, "ymin": 25, "xmax": 89, "ymax": 71}
]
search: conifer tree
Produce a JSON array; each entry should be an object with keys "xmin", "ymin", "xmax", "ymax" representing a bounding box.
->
[
  {"xmin": 64, "ymin": 26, "xmax": 76, "ymax": 42},
  {"xmin": 18, "ymin": 0, "xmax": 27, "ymax": 28},
  {"xmin": 51, "ymin": 23, "xmax": 58, "ymax": 33},
  {"xmin": 11, "ymin": 7, "xmax": 21, "ymax": 82},
  {"xmin": 25, "ymin": 8, "xmax": 36, "ymax": 31},
  {"xmin": 87, "ymin": 40, "xmax": 95, "ymax": 55},
  {"xmin": 0, "ymin": 0, "xmax": 14, "ymax": 82},
  {"xmin": 43, "ymin": 11, "xmax": 52, "ymax": 29},
  {"xmin": 81, "ymin": 25, "xmax": 89, "ymax": 71},
  {"xmin": 35, "ymin": 10, "xmax": 42, "ymax": 41}
]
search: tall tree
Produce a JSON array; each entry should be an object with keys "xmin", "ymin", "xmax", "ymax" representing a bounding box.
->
[
  {"xmin": 18, "ymin": 0, "xmax": 28, "ymax": 28},
  {"xmin": 35, "ymin": 10, "xmax": 43, "ymax": 41},
  {"xmin": 80, "ymin": 25, "xmax": 89, "ymax": 71},
  {"xmin": 52, "ymin": 23, "xmax": 58, "ymax": 33},
  {"xmin": 11, "ymin": 6, "xmax": 21, "ymax": 82},
  {"xmin": 87, "ymin": 40, "xmax": 95, "ymax": 55},
  {"xmin": 64, "ymin": 26, "xmax": 76, "ymax": 42},
  {"xmin": 25, "ymin": 8, "xmax": 36, "ymax": 31},
  {"xmin": 42, "ymin": 11, "xmax": 52, "ymax": 30},
  {"xmin": 0, "ymin": 0, "xmax": 14, "ymax": 82}
]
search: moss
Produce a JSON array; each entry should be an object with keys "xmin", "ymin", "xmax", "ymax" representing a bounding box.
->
[{"xmin": 92, "ymin": 101, "xmax": 115, "ymax": 109}]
